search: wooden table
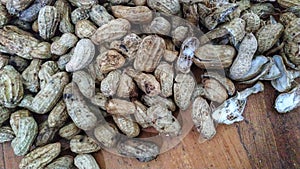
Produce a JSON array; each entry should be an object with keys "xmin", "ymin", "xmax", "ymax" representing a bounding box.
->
[{"xmin": 0, "ymin": 82, "xmax": 299, "ymax": 169}]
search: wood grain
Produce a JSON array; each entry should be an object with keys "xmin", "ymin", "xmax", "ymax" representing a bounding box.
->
[{"xmin": 0, "ymin": 83, "xmax": 299, "ymax": 169}]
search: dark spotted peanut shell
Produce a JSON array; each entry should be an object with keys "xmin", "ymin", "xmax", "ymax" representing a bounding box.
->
[
  {"xmin": 6, "ymin": 0, "xmax": 34, "ymax": 15},
  {"xmin": 8, "ymin": 56, "xmax": 29, "ymax": 72},
  {"xmin": 71, "ymin": 7, "xmax": 90, "ymax": 24},
  {"xmin": 0, "ymin": 25, "xmax": 39, "ymax": 59},
  {"xmin": 89, "ymin": 4, "xmax": 114, "ymax": 27},
  {"xmin": 19, "ymin": 0, "xmax": 54, "ymax": 22},
  {"xmin": 229, "ymin": 33, "xmax": 258, "ymax": 80},
  {"xmin": 110, "ymin": 33, "xmax": 142, "ymax": 59},
  {"xmin": 63, "ymin": 83, "xmax": 98, "ymax": 130}
]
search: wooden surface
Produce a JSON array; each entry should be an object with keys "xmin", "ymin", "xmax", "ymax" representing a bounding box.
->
[{"xmin": 0, "ymin": 82, "xmax": 299, "ymax": 169}]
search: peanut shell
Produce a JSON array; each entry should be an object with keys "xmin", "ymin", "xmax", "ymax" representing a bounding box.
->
[
  {"xmin": 70, "ymin": 135, "xmax": 101, "ymax": 154},
  {"xmin": 38, "ymin": 6, "xmax": 60, "ymax": 40},
  {"xmin": 11, "ymin": 116, "xmax": 38, "ymax": 156},
  {"xmin": 19, "ymin": 143, "xmax": 61, "ymax": 169}
]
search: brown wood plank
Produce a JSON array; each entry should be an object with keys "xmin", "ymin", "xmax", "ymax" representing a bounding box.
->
[
  {"xmin": 263, "ymin": 83, "xmax": 300, "ymax": 168},
  {"xmin": 3, "ymin": 142, "xmax": 22, "ymax": 169},
  {"xmin": 237, "ymin": 82, "xmax": 300, "ymax": 169},
  {"xmin": 0, "ymin": 144, "xmax": 5, "ymax": 169}
]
